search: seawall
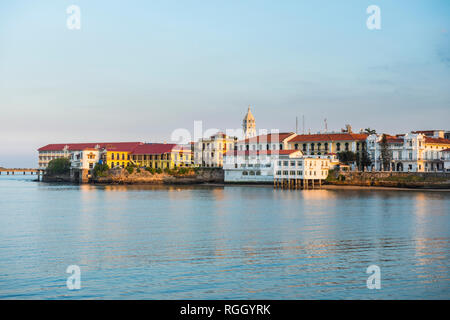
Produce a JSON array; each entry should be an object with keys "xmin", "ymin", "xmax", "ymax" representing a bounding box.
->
[
  {"xmin": 92, "ymin": 167, "xmax": 224, "ymax": 185},
  {"xmin": 326, "ymin": 171, "xmax": 450, "ymax": 189}
]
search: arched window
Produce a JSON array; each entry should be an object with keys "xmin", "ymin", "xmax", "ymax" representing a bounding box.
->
[
  {"xmin": 303, "ymin": 144, "xmax": 307, "ymax": 151},
  {"xmin": 345, "ymin": 143, "xmax": 349, "ymax": 151},
  {"xmin": 310, "ymin": 143, "xmax": 315, "ymax": 151},
  {"xmin": 295, "ymin": 144, "xmax": 299, "ymax": 150},
  {"xmin": 279, "ymin": 144, "xmax": 283, "ymax": 150},
  {"xmin": 324, "ymin": 143, "xmax": 328, "ymax": 151},
  {"xmin": 266, "ymin": 144, "xmax": 270, "ymax": 150},
  {"xmin": 336, "ymin": 143, "xmax": 341, "ymax": 151}
]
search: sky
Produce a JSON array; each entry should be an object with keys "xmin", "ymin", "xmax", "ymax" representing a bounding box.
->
[{"xmin": 0, "ymin": 0, "xmax": 449, "ymax": 167}]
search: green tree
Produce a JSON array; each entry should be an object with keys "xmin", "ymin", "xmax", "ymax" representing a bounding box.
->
[
  {"xmin": 380, "ymin": 134, "xmax": 392, "ymax": 171},
  {"xmin": 337, "ymin": 151, "xmax": 356, "ymax": 165},
  {"xmin": 93, "ymin": 163, "xmax": 110, "ymax": 177},
  {"xmin": 364, "ymin": 128, "xmax": 377, "ymax": 135},
  {"xmin": 46, "ymin": 158, "xmax": 71, "ymax": 175},
  {"xmin": 356, "ymin": 149, "xmax": 372, "ymax": 171}
]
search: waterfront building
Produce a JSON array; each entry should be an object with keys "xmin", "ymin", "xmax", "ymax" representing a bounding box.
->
[
  {"xmin": 243, "ymin": 105, "xmax": 257, "ymax": 139},
  {"xmin": 236, "ymin": 132, "xmax": 297, "ymax": 152},
  {"xmin": 223, "ymin": 149, "xmax": 304, "ymax": 183},
  {"xmin": 443, "ymin": 149, "xmax": 450, "ymax": 172},
  {"xmin": 366, "ymin": 132, "xmax": 450, "ymax": 172},
  {"xmin": 130, "ymin": 143, "xmax": 192, "ymax": 169},
  {"xmin": 38, "ymin": 142, "xmax": 142, "ymax": 169},
  {"xmin": 194, "ymin": 132, "xmax": 237, "ymax": 167},
  {"xmin": 286, "ymin": 132, "xmax": 369, "ymax": 157},
  {"xmin": 70, "ymin": 148, "xmax": 100, "ymax": 170},
  {"xmin": 274, "ymin": 156, "xmax": 330, "ymax": 187},
  {"xmin": 103, "ymin": 142, "xmax": 144, "ymax": 169}
]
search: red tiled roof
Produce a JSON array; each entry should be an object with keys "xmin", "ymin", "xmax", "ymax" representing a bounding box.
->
[
  {"xmin": 225, "ymin": 150, "xmax": 300, "ymax": 156},
  {"xmin": 38, "ymin": 142, "xmax": 142, "ymax": 152},
  {"xmin": 241, "ymin": 132, "xmax": 296, "ymax": 143},
  {"xmin": 288, "ymin": 133, "xmax": 368, "ymax": 142},
  {"xmin": 384, "ymin": 135, "xmax": 403, "ymax": 144},
  {"xmin": 131, "ymin": 143, "xmax": 189, "ymax": 155},
  {"xmin": 424, "ymin": 137, "xmax": 450, "ymax": 145}
]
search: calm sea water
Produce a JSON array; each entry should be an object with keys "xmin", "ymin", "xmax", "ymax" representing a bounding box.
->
[{"xmin": 0, "ymin": 175, "xmax": 449, "ymax": 299}]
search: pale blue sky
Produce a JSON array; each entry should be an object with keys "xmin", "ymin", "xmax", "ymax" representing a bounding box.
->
[{"xmin": 0, "ymin": 0, "xmax": 449, "ymax": 167}]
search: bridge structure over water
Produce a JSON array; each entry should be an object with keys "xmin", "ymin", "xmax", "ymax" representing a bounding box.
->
[{"xmin": 0, "ymin": 168, "xmax": 44, "ymax": 178}]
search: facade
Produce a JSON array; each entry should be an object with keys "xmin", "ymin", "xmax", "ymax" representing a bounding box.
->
[
  {"xmin": 104, "ymin": 142, "xmax": 143, "ymax": 169},
  {"xmin": 286, "ymin": 133, "xmax": 368, "ymax": 157},
  {"xmin": 38, "ymin": 142, "xmax": 142, "ymax": 170},
  {"xmin": 273, "ymin": 156, "xmax": 330, "ymax": 183},
  {"xmin": 366, "ymin": 133, "xmax": 450, "ymax": 172},
  {"xmin": 70, "ymin": 148, "xmax": 100, "ymax": 170},
  {"xmin": 223, "ymin": 150, "xmax": 304, "ymax": 183},
  {"xmin": 131, "ymin": 143, "xmax": 192, "ymax": 169},
  {"xmin": 194, "ymin": 132, "xmax": 237, "ymax": 167},
  {"xmin": 242, "ymin": 105, "xmax": 256, "ymax": 139},
  {"xmin": 443, "ymin": 149, "xmax": 450, "ymax": 172},
  {"xmin": 236, "ymin": 132, "xmax": 297, "ymax": 152}
]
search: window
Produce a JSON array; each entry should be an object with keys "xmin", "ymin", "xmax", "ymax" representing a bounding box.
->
[
  {"xmin": 295, "ymin": 144, "xmax": 299, "ymax": 150},
  {"xmin": 112, "ymin": 153, "xmax": 115, "ymax": 160},
  {"xmin": 276, "ymin": 170, "xmax": 281, "ymax": 175},
  {"xmin": 303, "ymin": 144, "xmax": 307, "ymax": 151},
  {"xmin": 310, "ymin": 143, "xmax": 314, "ymax": 151},
  {"xmin": 242, "ymin": 171, "xmax": 248, "ymax": 176},
  {"xmin": 283, "ymin": 161, "xmax": 288, "ymax": 166},
  {"xmin": 290, "ymin": 161, "xmax": 295, "ymax": 167},
  {"xmin": 279, "ymin": 144, "xmax": 283, "ymax": 150},
  {"xmin": 297, "ymin": 161, "xmax": 302, "ymax": 166},
  {"xmin": 336, "ymin": 143, "xmax": 341, "ymax": 151},
  {"xmin": 290, "ymin": 171, "xmax": 296, "ymax": 175},
  {"xmin": 297, "ymin": 171, "xmax": 302, "ymax": 175},
  {"xmin": 345, "ymin": 143, "xmax": 349, "ymax": 151},
  {"xmin": 283, "ymin": 171, "xmax": 288, "ymax": 175}
]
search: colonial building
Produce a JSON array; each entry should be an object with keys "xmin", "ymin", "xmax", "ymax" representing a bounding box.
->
[
  {"xmin": 286, "ymin": 133, "xmax": 369, "ymax": 157},
  {"xmin": 130, "ymin": 143, "xmax": 192, "ymax": 169},
  {"xmin": 38, "ymin": 142, "xmax": 142, "ymax": 170},
  {"xmin": 194, "ymin": 132, "xmax": 237, "ymax": 167},
  {"xmin": 443, "ymin": 149, "xmax": 450, "ymax": 172},
  {"xmin": 243, "ymin": 105, "xmax": 256, "ymax": 139},
  {"xmin": 103, "ymin": 142, "xmax": 144, "ymax": 168},
  {"xmin": 366, "ymin": 132, "xmax": 450, "ymax": 172},
  {"xmin": 223, "ymin": 150, "xmax": 304, "ymax": 183},
  {"xmin": 70, "ymin": 148, "xmax": 100, "ymax": 170},
  {"xmin": 235, "ymin": 132, "xmax": 297, "ymax": 152},
  {"xmin": 274, "ymin": 156, "xmax": 331, "ymax": 187}
]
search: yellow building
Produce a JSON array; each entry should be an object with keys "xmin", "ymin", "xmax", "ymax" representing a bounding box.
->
[
  {"xmin": 130, "ymin": 143, "xmax": 192, "ymax": 169},
  {"xmin": 101, "ymin": 142, "xmax": 143, "ymax": 169}
]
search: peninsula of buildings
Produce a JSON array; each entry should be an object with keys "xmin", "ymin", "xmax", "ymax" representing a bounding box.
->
[{"xmin": 36, "ymin": 107, "xmax": 450, "ymax": 188}]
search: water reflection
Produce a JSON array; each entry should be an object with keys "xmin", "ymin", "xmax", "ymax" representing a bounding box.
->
[{"xmin": 0, "ymin": 177, "xmax": 449, "ymax": 299}]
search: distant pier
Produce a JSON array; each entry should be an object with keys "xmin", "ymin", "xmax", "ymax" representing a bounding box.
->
[{"xmin": 0, "ymin": 168, "xmax": 44, "ymax": 180}]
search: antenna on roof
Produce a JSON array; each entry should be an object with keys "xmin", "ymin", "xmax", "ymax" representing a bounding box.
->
[
  {"xmin": 324, "ymin": 118, "xmax": 328, "ymax": 133},
  {"xmin": 302, "ymin": 115, "xmax": 305, "ymax": 134}
]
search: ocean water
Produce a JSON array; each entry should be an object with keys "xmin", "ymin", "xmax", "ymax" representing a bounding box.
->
[{"xmin": 0, "ymin": 175, "xmax": 449, "ymax": 299}]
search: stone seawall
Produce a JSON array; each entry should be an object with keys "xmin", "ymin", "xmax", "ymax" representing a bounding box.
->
[
  {"xmin": 326, "ymin": 171, "xmax": 450, "ymax": 189},
  {"xmin": 93, "ymin": 167, "xmax": 224, "ymax": 185}
]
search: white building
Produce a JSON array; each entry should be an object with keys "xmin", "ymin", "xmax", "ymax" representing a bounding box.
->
[
  {"xmin": 366, "ymin": 132, "xmax": 450, "ymax": 172},
  {"xmin": 70, "ymin": 148, "xmax": 101, "ymax": 170},
  {"xmin": 224, "ymin": 150, "xmax": 304, "ymax": 183},
  {"xmin": 274, "ymin": 156, "xmax": 330, "ymax": 183},
  {"xmin": 194, "ymin": 132, "xmax": 237, "ymax": 167},
  {"xmin": 443, "ymin": 149, "xmax": 450, "ymax": 172}
]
